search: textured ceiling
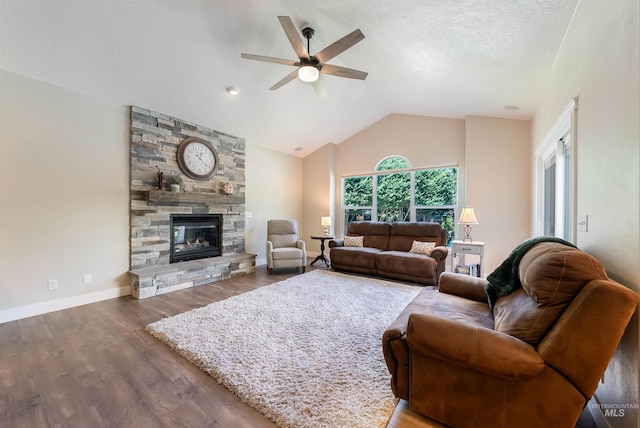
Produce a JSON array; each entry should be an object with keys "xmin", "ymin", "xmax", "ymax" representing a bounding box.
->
[{"xmin": 0, "ymin": 0, "xmax": 579, "ymax": 156}]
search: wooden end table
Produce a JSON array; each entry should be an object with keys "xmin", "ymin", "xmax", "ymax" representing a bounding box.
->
[{"xmin": 310, "ymin": 235, "xmax": 334, "ymax": 267}]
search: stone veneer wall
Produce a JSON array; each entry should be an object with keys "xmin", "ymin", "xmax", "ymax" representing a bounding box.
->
[{"xmin": 129, "ymin": 106, "xmax": 248, "ymax": 271}]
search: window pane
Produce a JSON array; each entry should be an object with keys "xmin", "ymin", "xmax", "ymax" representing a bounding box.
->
[
  {"xmin": 377, "ymin": 172, "xmax": 410, "ymax": 222},
  {"xmin": 543, "ymin": 156, "xmax": 556, "ymax": 236},
  {"xmin": 344, "ymin": 208, "xmax": 372, "ymax": 233},
  {"xmin": 344, "ymin": 176, "xmax": 373, "ymax": 206},
  {"xmin": 377, "ymin": 157, "xmax": 410, "ymax": 171},
  {"xmin": 416, "ymin": 208, "xmax": 455, "ymax": 245},
  {"xmin": 563, "ymin": 141, "xmax": 571, "ymax": 240},
  {"xmin": 415, "ymin": 168, "xmax": 457, "ymax": 206}
]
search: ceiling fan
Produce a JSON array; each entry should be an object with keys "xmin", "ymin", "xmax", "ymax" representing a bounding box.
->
[{"xmin": 241, "ymin": 16, "xmax": 368, "ymax": 95}]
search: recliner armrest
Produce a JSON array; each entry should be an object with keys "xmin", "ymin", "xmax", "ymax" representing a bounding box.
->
[
  {"xmin": 407, "ymin": 312, "xmax": 544, "ymax": 379},
  {"xmin": 328, "ymin": 239, "xmax": 344, "ymax": 248},
  {"xmin": 438, "ymin": 272, "xmax": 489, "ymax": 303},
  {"xmin": 430, "ymin": 246, "xmax": 448, "ymax": 262}
]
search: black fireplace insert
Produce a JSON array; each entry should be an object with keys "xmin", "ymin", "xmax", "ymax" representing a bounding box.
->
[{"xmin": 170, "ymin": 214, "xmax": 222, "ymax": 263}]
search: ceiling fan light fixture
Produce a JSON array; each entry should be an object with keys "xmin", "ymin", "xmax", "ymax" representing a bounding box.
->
[{"xmin": 298, "ymin": 65, "xmax": 319, "ymax": 83}]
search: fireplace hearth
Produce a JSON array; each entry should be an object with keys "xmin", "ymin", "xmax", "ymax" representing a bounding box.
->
[{"xmin": 170, "ymin": 214, "xmax": 222, "ymax": 263}]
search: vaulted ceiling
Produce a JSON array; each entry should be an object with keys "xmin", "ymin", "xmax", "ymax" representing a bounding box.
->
[{"xmin": 0, "ymin": 0, "xmax": 579, "ymax": 156}]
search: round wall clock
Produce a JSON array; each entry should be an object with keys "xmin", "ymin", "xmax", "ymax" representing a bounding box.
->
[{"xmin": 176, "ymin": 137, "xmax": 219, "ymax": 180}]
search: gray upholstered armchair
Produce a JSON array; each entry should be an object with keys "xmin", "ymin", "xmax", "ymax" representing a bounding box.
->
[{"xmin": 266, "ymin": 219, "xmax": 307, "ymax": 274}]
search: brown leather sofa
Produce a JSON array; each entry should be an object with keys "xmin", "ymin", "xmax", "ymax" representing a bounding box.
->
[
  {"xmin": 328, "ymin": 221, "xmax": 448, "ymax": 286},
  {"xmin": 383, "ymin": 241, "xmax": 639, "ymax": 428}
]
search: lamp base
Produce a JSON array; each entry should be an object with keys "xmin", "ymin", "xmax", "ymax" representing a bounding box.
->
[
  {"xmin": 323, "ymin": 226, "xmax": 329, "ymax": 235},
  {"xmin": 463, "ymin": 224, "xmax": 473, "ymax": 242}
]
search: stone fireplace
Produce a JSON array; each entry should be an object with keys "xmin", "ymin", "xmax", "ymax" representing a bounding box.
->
[{"xmin": 128, "ymin": 106, "xmax": 256, "ymax": 299}]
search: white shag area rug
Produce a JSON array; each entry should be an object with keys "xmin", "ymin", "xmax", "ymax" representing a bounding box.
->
[{"xmin": 146, "ymin": 270, "xmax": 421, "ymax": 428}]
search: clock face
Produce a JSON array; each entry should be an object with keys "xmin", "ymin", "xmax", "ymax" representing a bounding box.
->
[{"xmin": 177, "ymin": 137, "xmax": 219, "ymax": 180}]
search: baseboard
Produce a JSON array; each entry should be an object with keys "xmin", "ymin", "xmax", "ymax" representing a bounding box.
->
[{"xmin": 0, "ymin": 286, "xmax": 131, "ymax": 324}]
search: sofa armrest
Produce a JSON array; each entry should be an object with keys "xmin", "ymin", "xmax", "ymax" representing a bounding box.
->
[
  {"xmin": 430, "ymin": 246, "xmax": 448, "ymax": 262},
  {"xmin": 328, "ymin": 239, "xmax": 344, "ymax": 248},
  {"xmin": 438, "ymin": 272, "xmax": 489, "ymax": 303},
  {"xmin": 407, "ymin": 313, "xmax": 544, "ymax": 379}
]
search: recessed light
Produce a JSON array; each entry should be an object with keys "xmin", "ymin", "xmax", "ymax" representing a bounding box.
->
[
  {"xmin": 294, "ymin": 147, "xmax": 303, "ymax": 152},
  {"xmin": 226, "ymin": 86, "xmax": 240, "ymax": 96},
  {"xmin": 504, "ymin": 105, "xmax": 520, "ymax": 111}
]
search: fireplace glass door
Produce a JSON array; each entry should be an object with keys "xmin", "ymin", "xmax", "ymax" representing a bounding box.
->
[{"xmin": 170, "ymin": 214, "xmax": 222, "ymax": 263}]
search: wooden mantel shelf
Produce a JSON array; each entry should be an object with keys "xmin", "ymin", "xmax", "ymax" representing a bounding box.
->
[{"xmin": 146, "ymin": 190, "xmax": 243, "ymax": 204}]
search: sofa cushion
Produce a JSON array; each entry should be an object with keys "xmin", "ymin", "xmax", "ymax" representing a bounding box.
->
[
  {"xmin": 271, "ymin": 247, "xmax": 304, "ymax": 260},
  {"xmin": 344, "ymin": 236, "xmax": 364, "ymax": 247},
  {"xmin": 409, "ymin": 240, "xmax": 436, "ymax": 256},
  {"xmin": 376, "ymin": 251, "xmax": 437, "ymax": 279},
  {"xmin": 388, "ymin": 222, "xmax": 446, "ymax": 251},
  {"xmin": 329, "ymin": 246, "xmax": 382, "ymax": 270},
  {"xmin": 494, "ymin": 242, "xmax": 608, "ymax": 346},
  {"xmin": 346, "ymin": 221, "xmax": 391, "ymax": 250}
]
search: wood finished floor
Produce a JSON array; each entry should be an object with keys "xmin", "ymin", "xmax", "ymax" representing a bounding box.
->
[{"xmin": 1, "ymin": 262, "xmax": 596, "ymax": 428}]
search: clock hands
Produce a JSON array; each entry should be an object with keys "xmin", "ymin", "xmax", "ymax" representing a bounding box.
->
[{"xmin": 194, "ymin": 153, "xmax": 211, "ymax": 169}]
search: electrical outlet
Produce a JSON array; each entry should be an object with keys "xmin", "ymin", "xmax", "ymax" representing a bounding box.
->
[
  {"xmin": 48, "ymin": 279, "xmax": 58, "ymax": 290},
  {"xmin": 83, "ymin": 273, "xmax": 92, "ymax": 284}
]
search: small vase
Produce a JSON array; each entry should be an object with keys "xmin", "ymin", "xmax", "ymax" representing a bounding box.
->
[{"xmin": 169, "ymin": 184, "xmax": 180, "ymax": 192}]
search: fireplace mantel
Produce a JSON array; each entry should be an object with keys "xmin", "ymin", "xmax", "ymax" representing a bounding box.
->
[{"xmin": 146, "ymin": 190, "xmax": 243, "ymax": 205}]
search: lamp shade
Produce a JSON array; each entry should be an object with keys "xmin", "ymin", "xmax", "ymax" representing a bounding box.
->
[
  {"xmin": 458, "ymin": 207, "xmax": 478, "ymax": 224},
  {"xmin": 321, "ymin": 216, "xmax": 331, "ymax": 227},
  {"xmin": 298, "ymin": 65, "xmax": 320, "ymax": 83}
]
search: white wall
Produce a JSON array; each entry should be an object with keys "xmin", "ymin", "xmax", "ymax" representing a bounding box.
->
[
  {"xmin": 332, "ymin": 113, "xmax": 531, "ymax": 274},
  {"xmin": 335, "ymin": 113, "xmax": 467, "ymax": 236},
  {"xmin": 303, "ymin": 143, "xmax": 336, "ymax": 255},
  {"xmin": 531, "ymin": 0, "xmax": 639, "ymax": 425},
  {"xmin": 0, "ymin": 69, "xmax": 130, "ymax": 322},
  {"xmin": 245, "ymin": 144, "xmax": 303, "ymax": 266},
  {"xmin": 0, "ymin": 69, "xmax": 305, "ymax": 320},
  {"xmin": 465, "ymin": 116, "xmax": 532, "ymax": 273}
]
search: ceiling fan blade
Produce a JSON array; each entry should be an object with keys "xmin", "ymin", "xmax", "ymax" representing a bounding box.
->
[
  {"xmin": 320, "ymin": 64, "xmax": 368, "ymax": 80},
  {"xmin": 269, "ymin": 69, "xmax": 299, "ymax": 90},
  {"xmin": 278, "ymin": 16, "xmax": 310, "ymax": 60},
  {"xmin": 241, "ymin": 53, "xmax": 299, "ymax": 67},
  {"xmin": 311, "ymin": 79, "xmax": 326, "ymax": 97},
  {"xmin": 314, "ymin": 29, "xmax": 365, "ymax": 64}
]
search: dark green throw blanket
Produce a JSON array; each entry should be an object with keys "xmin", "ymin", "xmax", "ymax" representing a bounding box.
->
[{"xmin": 485, "ymin": 237, "xmax": 577, "ymax": 310}]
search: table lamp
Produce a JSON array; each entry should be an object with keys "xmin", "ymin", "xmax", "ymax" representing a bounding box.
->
[
  {"xmin": 321, "ymin": 216, "xmax": 331, "ymax": 235},
  {"xmin": 458, "ymin": 207, "xmax": 478, "ymax": 242}
]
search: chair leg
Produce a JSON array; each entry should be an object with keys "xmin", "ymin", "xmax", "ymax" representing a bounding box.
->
[
  {"xmin": 302, "ymin": 266, "xmax": 306, "ymax": 273},
  {"xmin": 268, "ymin": 267, "xmax": 272, "ymax": 275}
]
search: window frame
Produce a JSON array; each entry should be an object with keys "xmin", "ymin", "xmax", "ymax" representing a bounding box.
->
[
  {"xmin": 341, "ymin": 159, "xmax": 458, "ymax": 242},
  {"xmin": 535, "ymin": 97, "xmax": 578, "ymax": 243}
]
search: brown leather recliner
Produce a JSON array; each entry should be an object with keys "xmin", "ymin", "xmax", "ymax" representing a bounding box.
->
[{"xmin": 383, "ymin": 241, "xmax": 639, "ymax": 428}]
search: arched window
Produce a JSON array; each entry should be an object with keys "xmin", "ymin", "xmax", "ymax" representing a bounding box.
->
[{"xmin": 342, "ymin": 156, "xmax": 457, "ymax": 243}]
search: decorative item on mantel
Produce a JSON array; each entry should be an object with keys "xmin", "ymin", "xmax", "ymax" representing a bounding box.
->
[
  {"xmin": 155, "ymin": 166, "xmax": 164, "ymax": 190},
  {"xmin": 222, "ymin": 182, "xmax": 234, "ymax": 195},
  {"xmin": 165, "ymin": 173, "xmax": 183, "ymax": 192}
]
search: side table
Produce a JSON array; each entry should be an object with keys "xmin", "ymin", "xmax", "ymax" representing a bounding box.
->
[
  {"xmin": 450, "ymin": 240, "xmax": 485, "ymax": 277},
  {"xmin": 310, "ymin": 235, "xmax": 334, "ymax": 267}
]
